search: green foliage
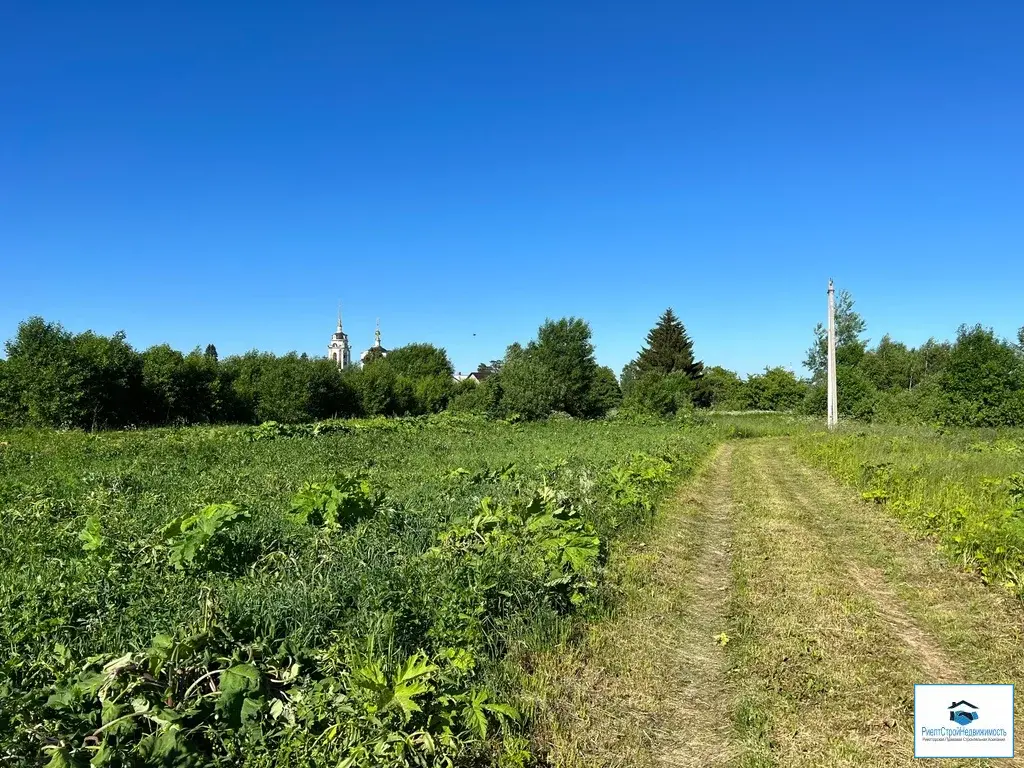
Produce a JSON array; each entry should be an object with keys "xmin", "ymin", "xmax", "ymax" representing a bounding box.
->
[
  {"xmin": 240, "ymin": 419, "xmax": 348, "ymax": 441},
  {"xmin": 141, "ymin": 344, "xmax": 224, "ymax": 425},
  {"xmin": 621, "ymin": 371, "xmax": 694, "ymax": 417},
  {"xmin": 797, "ymin": 427, "xmax": 1024, "ymax": 597},
  {"xmin": 434, "ymin": 487, "xmax": 604, "ymax": 609},
  {"xmin": 3, "ymin": 317, "xmax": 90, "ymax": 428},
  {"xmin": 0, "ymin": 318, "xmax": 365, "ymax": 430},
  {"xmin": 246, "ymin": 353, "xmax": 326, "ymax": 423},
  {"xmin": 386, "ymin": 343, "xmax": 455, "ymax": 380},
  {"xmin": 588, "ymin": 366, "xmax": 622, "ymax": 416},
  {"xmin": 473, "ymin": 360, "xmax": 501, "ymax": 381},
  {"xmin": 859, "ymin": 335, "xmax": 918, "ymax": 391},
  {"xmin": 619, "ymin": 360, "xmax": 640, "ymax": 397},
  {"xmin": 477, "ymin": 318, "xmax": 609, "ymax": 420},
  {"xmin": 351, "ymin": 651, "xmax": 437, "ymax": 721},
  {"xmin": 414, "ymin": 374, "xmax": 455, "ymax": 414},
  {"xmin": 693, "ymin": 366, "xmax": 745, "ymax": 410},
  {"xmin": 799, "ymin": 319, "xmax": 1024, "ymax": 428},
  {"xmin": 744, "ymin": 367, "xmax": 807, "ymax": 412},
  {"xmin": 78, "ymin": 515, "xmax": 107, "ymax": 554},
  {"xmin": 162, "ymin": 502, "xmax": 249, "ymax": 569},
  {"xmin": 792, "ymin": 291, "xmax": 1024, "ymax": 429},
  {"xmin": 633, "ymin": 308, "xmax": 703, "ymax": 379},
  {"xmin": 359, "ymin": 358, "xmax": 402, "ymax": 416},
  {"xmin": 0, "ymin": 417, "xmax": 718, "ymax": 766},
  {"xmin": 448, "ymin": 377, "xmax": 502, "ymax": 417},
  {"xmin": 518, "ymin": 317, "xmax": 601, "ymax": 418},
  {"xmin": 802, "ymin": 365, "xmax": 878, "ymax": 419},
  {"xmin": 804, "ymin": 289, "xmax": 867, "ymax": 377},
  {"xmin": 936, "ymin": 325, "xmax": 1024, "ymax": 427},
  {"xmin": 73, "ymin": 330, "xmax": 147, "ymax": 429},
  {"xmin": 495, "ymin": 352, "xmax": 559, "ymax": 421},
  {"xmin": 604, "ymin": 452, "xmax": 675, "ymax": 516},
  {"xmin": 288, "ymin": 475, "xmax": 376, "ymax": 528}
]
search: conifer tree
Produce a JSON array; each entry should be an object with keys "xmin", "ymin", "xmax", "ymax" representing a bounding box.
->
[{"xmin": 635, "ymin": 308, "xmax": 704, "ymax": 379}]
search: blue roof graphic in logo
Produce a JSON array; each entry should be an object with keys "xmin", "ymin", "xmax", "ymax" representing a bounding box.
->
[{"xmin": 948, "ymin": 700, "xmax": 979, "ymax": 726}]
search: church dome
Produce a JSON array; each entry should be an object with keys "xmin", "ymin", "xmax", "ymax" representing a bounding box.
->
[{"xmin": 360, "ymin": 320, "xmax": 387, "ymax": 363}]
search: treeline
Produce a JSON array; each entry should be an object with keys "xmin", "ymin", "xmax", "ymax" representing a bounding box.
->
[
  {"xmin": 453, "ymin": 309, "xmax": 713, "ymax": 420},
  {"xmin": 798, "ymin": 291, "xmax": 1024, "ymax": 427},
  {"xmin": 448, "ymin": 317, "xmax": 622, "ymax": 420},
  {"xmin": 5, "ymin": 299, "xmax": 1022, "ymax": 430},
  {"xmin": 0, "ymin": 316, "xmax": 629, "ymax": 430},
  {"xmin": 693, "ymin": 292, "xmax": 1024, "ymax": 428},
  {"xmin": 0, "ymin": 318, "xmax": 465, "ymax": 429}
]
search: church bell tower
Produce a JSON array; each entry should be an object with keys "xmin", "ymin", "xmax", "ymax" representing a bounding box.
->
[{"xmin": 327, "ymin": 305, "xmax": 351, "ymax": 369}]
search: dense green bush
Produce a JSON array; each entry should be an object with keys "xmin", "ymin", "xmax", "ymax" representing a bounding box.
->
[
  {"xmin": 621, "ymin": 372, "xmax": 693, "ymax": 417},
  {"xmin": 934, "ymin": 325, "xmax": 1024, "ymax": 427},
  {"xmin": 693, "ymin": 366, "xmax": 745, "ymax": 410},
  {"xmin": 448, "ymin": 378, "xmax": 501, "ymax": 416},
  {"xmin": 477, "ymin": 318, "xmax": 619, "ymax": 421},
  {"xmin": 744, "ymin": 367, "xmax": 807, "ymax": 412}
]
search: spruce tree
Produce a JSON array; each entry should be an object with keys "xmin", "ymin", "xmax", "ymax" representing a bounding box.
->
[{"xmin": 635, "ymin": 308, "xmax": 704, "ymax": 379}]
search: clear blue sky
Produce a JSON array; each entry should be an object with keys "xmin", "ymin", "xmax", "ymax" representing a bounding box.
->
[{"xmin": 3, "ymin": 1, "xmax": 1022, "ymax": 377}]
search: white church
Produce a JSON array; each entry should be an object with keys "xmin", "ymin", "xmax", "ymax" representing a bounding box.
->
[{"xmin": 327, "ymin": 310, "xmax": 388, "ymax": 370}]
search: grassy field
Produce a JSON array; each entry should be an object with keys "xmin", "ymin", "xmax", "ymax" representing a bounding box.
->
[
  {"xmin": 8, "ymin": 412, "xmax": 1021, "ymax": 767},
  {"xmin": 539, "ymin": 436, "xmax": 1024, "ymax": 767},
  {"xmin": 0, "ymin": 415, "xmax": 719, "ymax": 767},
  {"xmin": 795, "ymin": 424, "xmax": 1024, "ymax": 597}
]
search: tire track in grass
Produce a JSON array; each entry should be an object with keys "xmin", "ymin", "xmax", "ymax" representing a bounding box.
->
[
  {"xmin": 539, "ymin": 443, "xmax": 740, "ymax": 767},
  {"xmin": 727, "ymin": 440, "xmax": 949, "ymax": 767},
  {"xmin": 549, "ymin": 437, "xmax": 1024, "ymax": 767},
  {"xmin": 782, "ymin": 442, "xmax": 1024, "ymax": 765},
  {"xmin": 656, "ymin": 441, "xmax": 738, "ymax": 767},
  {"xmin": 730, "ymin": 438, "xmax": 1020, "ymax": 767}
]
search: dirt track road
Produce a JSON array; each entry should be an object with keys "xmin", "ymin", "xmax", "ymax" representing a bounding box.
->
[{"xmin": 548, "ymin": 439, "xmax": 1024, "ymax": 768}]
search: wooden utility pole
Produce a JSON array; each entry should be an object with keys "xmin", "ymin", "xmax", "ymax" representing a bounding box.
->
[{"xmin": 827, "ymin": 279, "xmax": 838, "ymax": 430}]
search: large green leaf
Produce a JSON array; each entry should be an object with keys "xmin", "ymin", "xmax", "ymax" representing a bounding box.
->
[
  {"xmin": 163, "ymin": 503, "xmax": 247, "ymax": 569},
  {"xmin": 218, "ymin": 663, "xmax": 261, "ymax": 728},
  {"xmin": 560, "ymin": 532, "xmax": 601, "ymax": 572},
  {"xmin": 390, "ymin": 677, "xmax": 432, "ymax": 720},
  {"xmin": 395, "ymin": 652, "xmax": 435, "ymax": 685}
]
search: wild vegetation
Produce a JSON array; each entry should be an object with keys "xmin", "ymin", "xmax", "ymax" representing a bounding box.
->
[
  {"xmin": 796, "ymin": 424, "xmax": 1024, "ymax": 597},
  {"xmin": 533, "ymin": 432, "xmax": 1024, "ymax": 767},
  {"xmin": 0, "ymin": 415, "xmax": 718, "ymax": 766}
]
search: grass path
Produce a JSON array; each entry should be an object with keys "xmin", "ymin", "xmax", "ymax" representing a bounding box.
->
[
  {"xmin": 544, "ymin": 438, "xmax": 1024, "ymax": 767},
  {"xmin": 535, "ymin": 443, "xmax": 739, "ymax": 767}
]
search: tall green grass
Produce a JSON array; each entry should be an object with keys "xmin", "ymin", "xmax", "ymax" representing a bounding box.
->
[
  {"xmin": 0, "ymin": 415, "xmax": 718, "ymax": 767},
  {"xmin": 795, "ymin": 424, "xmax": 1024, "ymax": 594}
]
